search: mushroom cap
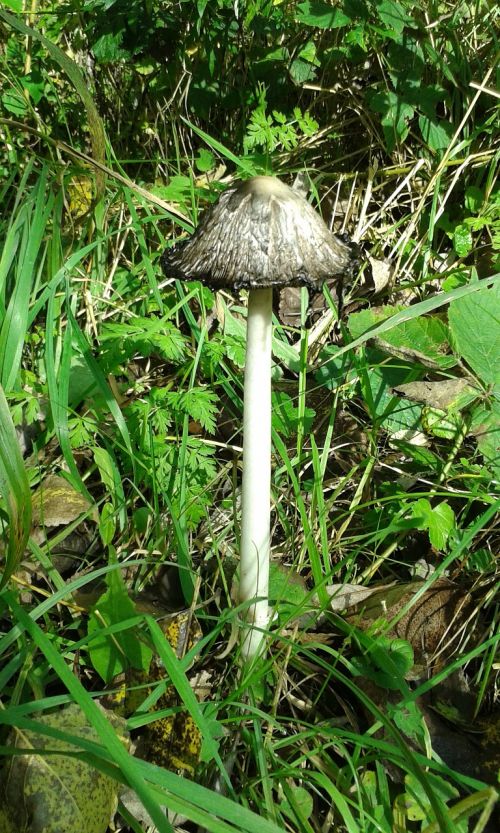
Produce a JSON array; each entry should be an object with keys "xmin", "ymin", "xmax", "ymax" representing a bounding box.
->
[{"xmin": 162, "ymin": 176, "xmax": 357, "ymax": 290}]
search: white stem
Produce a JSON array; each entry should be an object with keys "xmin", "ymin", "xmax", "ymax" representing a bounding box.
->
[{"xmin": 239, "ymin": 288, "xmax": 273, "ymax": 661}]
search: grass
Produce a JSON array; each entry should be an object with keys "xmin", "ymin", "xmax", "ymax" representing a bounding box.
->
[{"xmin": 0, "ymin": 1, "xmax": 499, "ymax": 831}]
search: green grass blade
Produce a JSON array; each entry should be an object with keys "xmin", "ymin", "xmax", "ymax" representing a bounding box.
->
[
  {"xmin": 0, "ymin": 385, "xmax": 31, "ymax": 588},
  {"xmin": 0, "ymin": 168, "xmax": 54, "ymax": 391},
  {"xmin": 2, "ymin": 590, "xmax": 174, "ymax": 833}
]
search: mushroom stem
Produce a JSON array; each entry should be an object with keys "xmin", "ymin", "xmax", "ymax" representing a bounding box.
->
[{"xmin": 239, "ymin": 287, "xmax": 273, "ymax": 661}]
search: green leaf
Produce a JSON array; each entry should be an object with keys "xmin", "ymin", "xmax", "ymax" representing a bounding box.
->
[
  {"xmin": 289, "ymin": 58, "xmax": 318, "ymax": 84},
  {"xmin": 99, "ymin": 503, "xmax": 116, "ymax": 547},
  {"xmin": 91, "ymin": 31, "xmax": 129, "ymax": 63},
  {"xmin": 411, "ymin": 498, "xmax": 455, "ymax": 550},
  {"xmin": 195, "ymin": 149, "xmax": 215, "ymax": 172},
  {"xmin": 0, "ymin": 8, "xmax": 105, "ymax": 195},
  {"xmin": 453, "ymin": 223, "xmax": 473, "ymax": 257},
  {"xmin": 375, "ymin": 0, "xmax": 414, "ymax": 34},
  {"xmin": 296, "ymin": 1, "xmax": 351, "ymax": 28},
  {"xmin": 402, "ymin": 772, "xmax": 459, "ymax": 825},
  {"xmin": 352, "ymin": 635, "xmax": 414, "ymax": 689},
  {"xmin": 0, "ymin": 385, "xmax": 32, "ymax": 588},
  {"xmin": 470, "ymin": 397, "xmax": 500, "ymax": 479},
  {"xmin": 388, "ymin": 699, "xmax": 425, "ymax": 742},
  {"xmin": 465, "ymin": 186, "xmax": 484, "ymax": 213},
  {"xmin": 272, "ymin": 390, "xmax": 315, "ymax": 438},
  {"xmin": 418, "ymin": 114, "xmax": 453, "ymax": 151},
  {"xmin": 448, "ymin": 282, "xmax": 500, "ymax": 385},
  {"xmin": 88, "ymin": 563, "xmax": 153, "ymax": 683},
  {"xmin": 367, "ymin": 90, "xmax": 414, "ymax": 152},
  {"xmin": 268, "ymin": 562, "xmax": 309, "ymax": 617},
  {"xmin": 1, "ymin": 89, "xmax": 28, "ymax": 116},
  {"xmin": 421, "ymin": 406, "xmax": 464, "ymax": 440},
  {"xmin": 281, "ymin": 785, "xmax": 314, "ymax": 822},
  {"xmin": 349, "ymin": 306, "xmax": 456, "ymax": 369},
  {"xmin": 20, "ymin": 69, "xmax": 44, "ymax": 104},
  {"xmin": 0, "ymin": 1, "xmax": 22, "ymax": 10}
]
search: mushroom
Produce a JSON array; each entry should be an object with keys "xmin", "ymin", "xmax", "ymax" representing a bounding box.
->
[{"xmin": 162, "ymin": 176, "xmax": 358, "ymax": 661}]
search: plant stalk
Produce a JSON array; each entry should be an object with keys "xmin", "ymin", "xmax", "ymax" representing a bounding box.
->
[{"xmin": 239, "ymin": 288, "xmax": 273, "ymax": 661}]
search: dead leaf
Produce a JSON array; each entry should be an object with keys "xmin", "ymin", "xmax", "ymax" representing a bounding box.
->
[
  {"xmin": 31, "ymin": 475, "xmax": 96, "ymax": 528},
  {"xmin": 345, "ymin": 579, "xmax": 475, "ymax": 671},
  {"xmin": 1, "ymin": 703, "xmax": 128, "ymax": 833},
  {"xmin": 326, "ymin": 583, "xmax": 383, "ymax": 612},
  {"xmin": 392, "ymin": 379, "xmax": 478, "ymax": 411}
]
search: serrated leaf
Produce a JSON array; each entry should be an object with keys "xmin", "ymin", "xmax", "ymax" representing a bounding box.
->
[
  {"xmin": 349, "ymin": 306, "xmax": 455, "ymax": 369},
  {"xmin": 352, "ymin": 635, "xmax": 414, "ymax": 689},
  {"xmin": 1, "ymin": 90, "xmax": 28, "ymax": 116},
  {"xmin": 411, "ymin": 498, "xmax": 455, "ymax": 550},
  {"xmin": 418, "ymin": 114, "xmax": 453, "ymax": 151},
  {"xmin": 388, "ymin": 700, "xmax": 425, "ymax": 742},
  {"xmin": 470, "ymin": 397, "xmax": 500, "ymax": 479},
  {"xmin": 448, "ymin": 282, "xmax": 500, "ymax": 385},
  {"xmin": 376, "ymin": 0, "xmax": 414, "ymax": 33},
  {"xmin": 289, "ymin": 58, "xmax": 318, "ymax": 84}
]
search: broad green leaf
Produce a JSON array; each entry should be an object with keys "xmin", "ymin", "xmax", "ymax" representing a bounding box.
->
[
  {"xmin": 376, "ymin": 0, "xmax": 414, "ymax": 33},
  {"xmin": 349, "ymin": 306, "xmax": 456, "ymax": 369},
  {"xmin": 411, "ymin": 498, "xmax": 455, "ymax": 550},
  {"xmin": 470, "ymin": 397, "xmax": 500, "ymax": 479},
  {"xmin": 352, "ymin": 635, "xmax": 414, "ymax": 689},
  {"xmin": 99, "ymin": 503, "xmax": 116, "ymax": 547},
  {"xmin": 421, "ymin": 406, "xmax": 464, "ymax": 439},
  {"xmin": 88, "ymin": 563, "xmax": 153, "ymax": 683},
  {"xmin": 448, "ymin": 282, "xmax": 500, "ymax": 385},
  {"xmin": 402, "ymin": 772, "xmax": 459, "ymax": 824},
  {"xmin": 296, "ymin": 1, "xmax": 351, "ymax": 28},
  {"xmin": 388, "ymin": 700, "xmax": 425, "ymax": 742},
  {"xmin": 367, "ymin": 90, "xmax": 414, "ymax": 151},
  {"xmin": 20, "ymin": 69, "xmax": 44, "ymax": 104},
  {"xmin": 1, "ymin": 89, "xmax": 27, "ymax": 116},
  {"xmin": 268, "ymin": 562, "xmax": 310, "ymax": 616},
  {"xmin": 281, "ymin": 785, "xmax": 314, "ymax": 822},
  {"xmin": 418, "ymin": 114, "xmax": 453, "ymax": 151},
  {"xmin": 465, "ymin": 186, "xmax": 484, "ymax": 213}
]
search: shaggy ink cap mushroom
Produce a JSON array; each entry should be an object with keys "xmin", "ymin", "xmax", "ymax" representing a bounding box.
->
[
  {"xmin": 162, "ymin": 176, "xmax": 358, "ymax": 662},
  {"xmin": 161, "ymin": 176, "xmax": 357, "ymax": 291}
]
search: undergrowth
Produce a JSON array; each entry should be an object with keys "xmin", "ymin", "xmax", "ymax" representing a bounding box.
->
[{"xmin": 0, "ymin": 1, "xmax": 499, "ymax": 832}]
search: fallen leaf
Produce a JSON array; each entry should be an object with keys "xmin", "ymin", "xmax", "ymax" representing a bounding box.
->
[
  {"xmin": 1, "ymin": 703, "xmax": 128, "ymax": 833},
  {"xmin": 31, "ymin": 475, "xmax": 96, "ymax": 528}
]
